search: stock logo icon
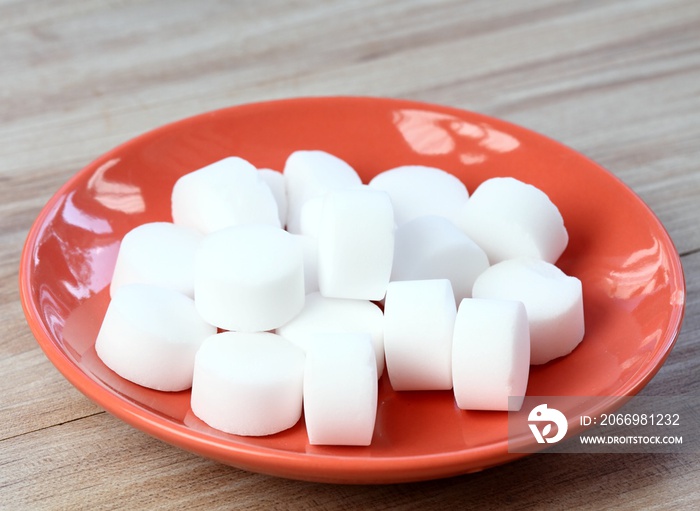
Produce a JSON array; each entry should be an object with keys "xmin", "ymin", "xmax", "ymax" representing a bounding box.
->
[{"xmin": 528, "ymin": 404, "xmax": 568, "ymax": 444}]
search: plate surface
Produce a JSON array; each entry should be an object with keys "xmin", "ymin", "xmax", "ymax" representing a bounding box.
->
[{"xmin": 20, "ymin": 96, "xmax": 685, "ymax": 484}]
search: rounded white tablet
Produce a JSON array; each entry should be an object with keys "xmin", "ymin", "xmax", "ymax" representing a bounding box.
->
[
  {"xmin": 298, "ymin": 195, "xmax": 324, "ymax": 238},
  {"xmin": 303, "ymin": 333, "xmax": 378, "ymax": 446},
  {"xmin": 171, "ymin": 156, "xmax": 280, "ymax": 234},
  {"xmin": 95, "ymin": 283, "xmax": 216, "ymax": 391},
  {"xmin": 109, "ymin": 222, "xmax": 202, "ymax": 298},
  {"xmin": 452, "ymin": 298, "xmax": 530, "ymax": 411},
  {"xmin": 383, "ymin": 279, "xmax": 456, "ymax": 391},
  {"xmin": 194, "ymin": 224, "xmax": 305, "ymax": 332},
  {"xmin": 191, "ymin": 331, "xmax": 305, "ymax": 436},
  {"xmin": 368, "ymin": 165, "xmax": 469, "ymax": 225},
  {"xmin": 472, "ymin": 258, "xmax": 585, "ymax": 365},
  {"xmin": 258, "ymin": 168, "xmax": 288, "ymax": 228},
  {"xmin": 276, "ymin": 292, "xmax": 385, "ymax": 377},
  {"xmin": 317, "ymin": 188, "xmax": 395, "ymax": 300},
  {"xmin": 454, "ymin": 177, "xmax": 568, "ymax": 264},
  {"xmin": 294, "ymin": 234, "xmax": 320, "ymax": 294},
  {"xmin": 283, "ymin": 150, "xmax": 362, "ymax": 233},
  {"xmin": 391, "ymin": 215, "xmax": 489, "ymax": 302}
]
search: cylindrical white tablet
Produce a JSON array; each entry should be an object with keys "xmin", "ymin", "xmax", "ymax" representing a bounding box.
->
[
  {"xmin": 452, "ymin": 298, "xmax": 530, "ymax": 411},
  {"xmin": 294, "ymin": 234, "xmax": 320, "ymax": 294},
  {"xmin": 472, "ymin": 258, "xmax": 585, "ymax": 365},
  {"xmin": 276, "ymin": 291, "xmax": 385, "ymax": 377},
  {"xmin": 258, "ymin": 168, "xmax": 288, "ymax": 228},
  {"xmin": 383, "ymin": 279, "xmax": 456, "ymax": 391},
  {"xmin": 298, "ymin": 195, "xmax": 324, "ymax": 238},
  {"xmin": 368, "ymin": 165, "xmax": 469, "ymax": 226},
  {"xmin": 391, "ymin": 215, "xmax": 489, "ymax": 303},
  {"xmin": 317, "ymin": 188, "xmax": 395, "ymax": 300},
  {"xmin": 171, "ymin": 156, "xmax": 281, "ymax": 234},
  {"xmin": 283, "ymin": 150, "xmax": 363, "ymax": 233},
  {"xmin": 454, "ymin": 177, "xmax": 568, "ymax": 264},
  {"xmin": 303, "ymin": 333, "xmax": 378, "ymax": 446},
  {"xmin": 194, "ymin": 224, "xmax": 305, "ymax": 332},
  {"xmin": 191, "ymin": 331, "xmax": 305, "ymax": 436},
  {"xmin": 95, "ymin": 283, "xmax": 216, "ymax": 391},
  {"xmin": 109, "ymin": 222, "xmax": 203, "ymax": 298}
]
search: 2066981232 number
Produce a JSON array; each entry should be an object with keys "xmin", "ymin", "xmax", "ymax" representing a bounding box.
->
[{"xmin": 599, "ymin": 413, "xmax": 680, "ymax": 426}]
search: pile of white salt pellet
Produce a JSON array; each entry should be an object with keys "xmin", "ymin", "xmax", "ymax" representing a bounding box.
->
[{"xmin": 95, "ymin": 150, "xmax": 584, "ymax": 445}]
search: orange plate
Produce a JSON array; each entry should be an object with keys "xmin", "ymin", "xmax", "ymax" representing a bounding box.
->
[{"xmin": 19, "ymin": 97, "xmax": 685, "ymax": 484}]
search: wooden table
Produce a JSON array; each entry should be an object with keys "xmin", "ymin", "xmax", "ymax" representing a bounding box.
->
[{"xmin": 2, "ymin": 1, "xmax": 698, "ymax": 509}]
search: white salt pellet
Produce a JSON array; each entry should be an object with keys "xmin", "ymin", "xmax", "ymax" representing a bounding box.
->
[
  {"xmin": 95, "ymin": 283, "xmax": 216, "ymax": 391},
  {"xmin": 258, "ymin": 168, "xmax": 288, "ymax": 228},
  {"xmin": 391, "ymin": 215, "xmax": 489, "ymax": 303},
  {"xmin": 454, "ymin": 177, "xmax": 568, "ymax": 264},
  {"xmin": 298, "ymin": 195, "xmax": 324, "ymax": 238},
  {"xmin": 452, "ymin": 298, "xmax": 530, "ymax": 411},
  {"xmin": 317, "ymin": 188, "xmax": 395, "ymax": 301},
  {"xmin": 171, "ymin": 157, "xmax": 280, "ymax": 234},
  {"xmin": 303, "ymin": 333, "xmax": 378, "ymax": 446},
  {"xmin": 109, "ymin": 222, "xmax": 202, "ymax": 298},
  {"xmin": 294, "ymin": 234, "xmax": 320, "ymax": 294},
  {"xmin": 383, "ymin": 279, "xmax": 456, "ymax": 391},
  {"xmin": 276, "ymin": 292, "xmax": 385, "ymax": 377},
  {"xmin": 283, "ymin": 150, "xmax": 363, "ymax": 233},
  {"xmin": 191, "ymin": 332, "xmax": 305, "ymax": 436},
  {"xmin": 472, "ymin": 258, "xmax": 584, "ymax": 365},
  {"xmin": 194, "ymin": 224, "xmax": 305, "ymax": 332},
  {"xmin": 368, "ymin": 165, "xmax": 469, "ymax": 226}
]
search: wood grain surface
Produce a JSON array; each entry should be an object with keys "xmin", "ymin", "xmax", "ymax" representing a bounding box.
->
[{"xmin": 2, "ymin": 0, "xmax": 699, "ymax": 509}]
